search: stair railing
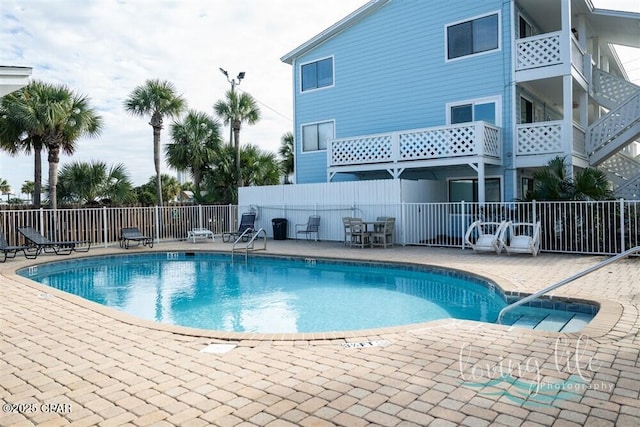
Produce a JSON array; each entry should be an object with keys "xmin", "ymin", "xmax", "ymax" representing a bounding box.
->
[
  {"xmin": 592, "ymin": 68, "xmax": 640, "ymax": 107},
  {"xmin": 497, "ymin": 246, "xmax": 640, "ymax": 324},
  {"xmin": 231, "ymin": 227, "xmax": 267, "ymax": 263},
  {"xmin": 588, "ymin": 91, "xmax": 640, "ymax": 162}
]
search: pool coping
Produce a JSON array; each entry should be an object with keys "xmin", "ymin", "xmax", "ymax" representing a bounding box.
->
[{"xmin": 4, "ymin": 248, "xmax": 625, "ymax": 344}]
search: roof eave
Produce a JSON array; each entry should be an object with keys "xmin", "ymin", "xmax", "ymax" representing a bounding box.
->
[{"xmin": 280, "ymin": 0, "xmax": 391, "ymax": 64}]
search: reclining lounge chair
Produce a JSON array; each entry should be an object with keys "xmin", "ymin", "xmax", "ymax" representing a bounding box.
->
[
  {"xmin": 119, "ymin": 227, "xmax": 154, "ymax": 249},
  {"xmin": 222, "ymin": 212, "xmax": 256, "ymax": 243},
  {"xmin": 1, "ymin": 230, "xmax": 36, "ymax": 262},
  {"xmin": 18, "ymin": 226, "xmax": 91, "ymax": 256}
]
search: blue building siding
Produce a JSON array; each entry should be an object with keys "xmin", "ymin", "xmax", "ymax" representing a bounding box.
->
[{"xmin": 292, "ymin": 0, "xmax": 514, "ymax": 195}]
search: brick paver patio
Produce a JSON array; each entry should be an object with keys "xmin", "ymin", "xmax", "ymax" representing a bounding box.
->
[{"xmin": 1, "ymin": 240, "xmax": 638, "ymax": 426}]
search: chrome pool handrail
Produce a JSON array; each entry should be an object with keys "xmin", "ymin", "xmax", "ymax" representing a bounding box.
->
[
  {"xmin": 497, "ymin": 246, "xmax": 640, "ymax": 324},
  {"xmin": 231, "ymin": 227, "xmax": 267, "ymax": 263}
]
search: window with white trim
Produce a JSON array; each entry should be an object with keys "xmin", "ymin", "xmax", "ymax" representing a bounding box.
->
[
  {"xmin": 446, "ymin": 13, "xmax": 499, "ymax": 60},
  {"xmin": 448, "ymin": 99, "xmax": 498, "ymax": 125},
  {"xmin": 302, "ymin": 121, "xmax": 333, "ymax": 152},
  {"xmin": 301, "ymin": 57, "xmax": 333, "ymax": 92}
]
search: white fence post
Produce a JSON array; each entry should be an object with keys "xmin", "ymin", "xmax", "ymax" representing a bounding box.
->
[
  {"xmin": 154, "ymin": 206, "xmax": 160, "ymax": 243},
  {"xmin": 198, "ymin": 205, "xmax": 203, "ymax": 229},
  {"xmin": 401, "ymin": 201, "xmax": 406, "ymax": 246},
  {"xmin": 620, "ymin": 198, "xmax": 625, "ymax": 252},
  {"xmin": 102, "ymin": 206, "xmax": 108, "ymax": 248},
  {"xmin": 461, "ymin": 201, "xmax": 466, "ymax": 249}
]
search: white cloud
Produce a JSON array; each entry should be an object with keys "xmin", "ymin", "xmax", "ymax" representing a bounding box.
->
[{"xmin": 1, "ymin": 0, "xmax": 364, "ymax": 196}]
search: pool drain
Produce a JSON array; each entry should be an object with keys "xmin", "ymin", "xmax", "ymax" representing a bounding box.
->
[{"xmin": 341, "ymin": 339, "xmax": 391, "ymax": 349}]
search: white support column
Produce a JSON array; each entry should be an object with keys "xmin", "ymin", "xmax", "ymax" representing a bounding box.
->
[
  {"xmin": 563, "ymin": 74, "xmax": 574, "ymax": 178},
  {"xmin": 561, "ymin": 0, "xmax": 572, "ymax": 71},
  {"xmin": 477, "ymin": 162, "xmax": 486, "ymax": 205},
  {"xmin": 561, "ymin": 0, "xmax": 574, "ymax": 178},
  {"xmin": 577, "ymin": 14, "xmax": 587, "ymax": 51},
  {"xmin": 592, "ymin": 37, "xmax": 600, "ymax": 68}
]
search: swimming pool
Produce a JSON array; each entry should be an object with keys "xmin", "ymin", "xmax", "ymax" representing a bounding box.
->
[{"xmin": 18, "ymin": 252, "xmax": 597, "ymax": 333}]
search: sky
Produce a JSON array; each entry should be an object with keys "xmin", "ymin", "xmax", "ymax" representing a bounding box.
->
[{"xmin": 1, "ymin": 0, "xmax": 639, "ymax": 199}]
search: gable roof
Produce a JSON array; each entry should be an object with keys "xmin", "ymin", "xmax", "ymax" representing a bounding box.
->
[{"xmin": 280, "ymin": 0, "xmax": 391, "ymax": 64}]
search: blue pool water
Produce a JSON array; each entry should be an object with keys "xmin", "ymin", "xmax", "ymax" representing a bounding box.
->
[{"xmin": 19, "ymin": 253, "xmax": 597, "ymax": 333}]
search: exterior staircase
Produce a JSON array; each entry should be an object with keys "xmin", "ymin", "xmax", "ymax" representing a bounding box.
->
[{"xmin": 588, "ymin": 69, "xmax": 640, "ymax": 199}]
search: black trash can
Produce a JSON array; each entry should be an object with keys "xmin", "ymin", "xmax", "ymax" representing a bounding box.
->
[{"xmin": 272, "ymin": 218, "xmax": 288, "ymax": 240}]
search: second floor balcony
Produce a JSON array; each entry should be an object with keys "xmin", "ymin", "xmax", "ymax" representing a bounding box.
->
[
  {"xmin": 516, "ymin": 31, "xmax": 589, "ymax": 83},
  {"xmin": 328, "ymin": 122, "xmax": 501, "ymax": 178}
]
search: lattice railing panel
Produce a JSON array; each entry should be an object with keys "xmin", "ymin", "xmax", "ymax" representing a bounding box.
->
[
  {"xmin": 588, "ymin": 92, "xmax": 640, "ymax": 154},
  {"xmin": 601, "ymin": 151, "xmax": 640, "ymax": 180},
  {"xmin": 399, "ymin": 126, "xmax": 476, "ymax": 160},
  {"xmin": 593, "ymin": 69, "xmax": 640, "ymax": 107},
  {"xmin": 516, "ymin": 122, "xmax": 563, "ymax": 155},
  {"xmin": 570, "ymin": 36, "xmax": 585, "ymax": 76},
  {"xmin": 572, "ymin": 125, "xmax": 586, "ymax": 157},
  {"xmin": 615, "ymin": 173, "xmax": 640, "ymax": 199},
  {"xmin": 329, "ymin": 123, "xmax": 502, "ymax": 168},
  {"xmin": 482, "ymin": 126, "xmax": 501, "ymax": 157},
  {"xmin": 516, "ymin": 32, "xmax": 562, "ymax": 71},
  {"xmin": 331, "ymin": 135, "xmax": 393, "ymax": 165}
]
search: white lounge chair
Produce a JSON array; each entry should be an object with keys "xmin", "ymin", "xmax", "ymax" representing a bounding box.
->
[
  {"xmin": 464, "ymin": 220, "xmax": 508, "ymax": 254},
  {"xmin": 500, "ymin": 221, "xmax": 541, "ymax": 256}
]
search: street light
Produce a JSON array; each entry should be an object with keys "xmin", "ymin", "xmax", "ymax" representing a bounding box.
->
[
  {"xmin": 219, "ymin": 68, "xmax": 246, "ymax": 189},
  {"xmin": 219, "ymin": 68, "xmax": 246, "ymax": 145}
]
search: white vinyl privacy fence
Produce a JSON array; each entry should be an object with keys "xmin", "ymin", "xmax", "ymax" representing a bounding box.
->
[{"xmin": 1, "ymin": 200, "xmax": 638, "ymax": 255}]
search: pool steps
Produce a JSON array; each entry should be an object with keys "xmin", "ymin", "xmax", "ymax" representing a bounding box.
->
[{"xmin": 501, "ymin": 309, "xmax": 594, "ymax": 332}]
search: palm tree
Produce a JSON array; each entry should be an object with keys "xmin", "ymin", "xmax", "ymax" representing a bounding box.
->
[
  {"xmin": 213, "ymin": 89, "xmax": 260, "ymax": 188},
  {"xmin": 573, "ymin": 167, "xmax": 613, "ymax": 201},
  {"xmin": 524, "ymin": 156, "xmax": 612, "ymax": 201},
  {"xmin": 166, "ymin": 110, "xmax": 221, "ymax": 201},
  {"xmin": 2, "ymin": 82, "xmax": 102, "ymax": 209},
  {"xmin": 278, "ymin": 131, "xmax": 294, "ymax": 184},
  {"xmin": 1, "ymin": 82, "xmax": 50, "ymax": 207},
  {"xmin": 0, "ymin": 178, "xmax": 10, "ymax": 195},
  {"xmin": 138, "ymin": 174, "xmax": 182, "ymax": 205},
  {"xmin": 124, "ymin": 79, "xmax": 186, "ymax": 206},
  {"xmin": 241, "ymin": 144, "xmax": 281, "ymax": 186},
  {"xmin": 40, "ymin": 84, "xmax": 102, "ymax": 209},
  {"xmin": 201, "ymin": 144, "xmax": 280, "ymax": 204},
  {"xmin": 21, "ymin": 181, "xmax": 34, "ymax": 203},
  {"xmin": 202, "ymin": 145, "xmax": 237, "ymax": 204},
  {"xmin": 57, "ymin": 160, "xmax": 135, "ymax": 206}
]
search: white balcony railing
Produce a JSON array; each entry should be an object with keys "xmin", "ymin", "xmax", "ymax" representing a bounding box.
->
[
  {"xmin": 516, "ymin": 121, "xmax": 564, "ymax": 155},
  {"xmin": 516, "ymin": 31, "xmax": 562, "ymax": 71},
  {"xmin": 329, "ymin": 122, "xmax": 501, "ymax": 168},
  {"xmin": 570, "ymin": 35, "xmax": 585, "ymax": 77},
  {"xmin": 573, "ymin": 124, "xmax": 586, "ymax": 158}
]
